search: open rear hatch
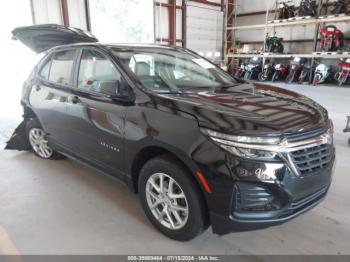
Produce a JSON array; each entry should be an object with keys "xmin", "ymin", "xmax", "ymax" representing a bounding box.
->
[
  {"xmin": 6, "ymin": 24, "xmax": 98, "ymax": 150},
  {"xmin": 12, "ymin": 24, "xmax": 98, "ymax": 53}
]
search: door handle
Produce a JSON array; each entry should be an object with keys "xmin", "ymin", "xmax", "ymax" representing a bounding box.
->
[{"xmin": 71, "ymin": 95, "xmax": 81, "ymax": 104}]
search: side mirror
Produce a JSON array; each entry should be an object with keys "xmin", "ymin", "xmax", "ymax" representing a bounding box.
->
[
  {"xmin": 99, "ymin": 79, "xmax": 133, "ymax": 103},
  {"xmin": 115, "ymin": 79, "xmax": 129, "ymax": 97}
]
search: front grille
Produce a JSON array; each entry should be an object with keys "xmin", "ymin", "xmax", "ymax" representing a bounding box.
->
[
  {"xmin": 286, "ymin": 126, "xmax": 326, "ymax": 142},
  {"xmin": 290, "ymin": 143, "xmax": 333, "ymax": 176}
]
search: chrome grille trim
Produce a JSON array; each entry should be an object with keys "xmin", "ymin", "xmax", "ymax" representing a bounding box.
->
[
  {"xmin": 289, "ymin": 144, "xmax": 333, "ymax": 175},
  {"xmin": 210, "ymin": 128, "xmax": 333, "ymax": 154}
]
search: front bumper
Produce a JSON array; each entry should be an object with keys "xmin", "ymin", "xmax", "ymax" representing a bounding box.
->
[
  {"xmin": 210, "ymin": 184, "xmax": 329, "ymax": 235},
  {"xmin": 193, "ymin": 130, "xmax": 335, "ymax": 235}
]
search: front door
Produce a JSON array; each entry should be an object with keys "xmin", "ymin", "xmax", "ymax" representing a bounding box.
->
[{"xmin": 67, "ymin": 48, "xmax": 126, "ymax": 178}]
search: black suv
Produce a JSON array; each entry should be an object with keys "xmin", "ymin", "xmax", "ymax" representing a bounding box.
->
[{"xmin": 8, "ymin": 24, "xmax": 335, "ymax": 241}]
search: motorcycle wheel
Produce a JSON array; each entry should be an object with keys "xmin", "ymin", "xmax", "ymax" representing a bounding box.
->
[
  {"xmin": 272, "ymin": 72, "xmax": 279, "ymax": 82},
  {"xmin": 325, "ymin": 41, "xmax": 332, "ymax": 52},
  {"xmin": 286, "ymin": 73, "xmax": 295, "ymax": 84},
  {"xmin": 335, "ymin": 72, "xmax": 345, "ymax": 86},
  {"xmin": 313, "ymin": 74, "xmax": 321, "ymax": 86},
  {"xmin": 258, "ymin": 72, "xmax": 266, "ymax": 81},
  {"xmin": 244, "ymin": 72, "xmax": 252, "ymax": 80},
  {"xmin": 277, "ymin": 44, "xmax": 284, "ymax": 54},
  {"xmin": 298, "ymin": 72, "xmax": 308, "ymax": 84}
]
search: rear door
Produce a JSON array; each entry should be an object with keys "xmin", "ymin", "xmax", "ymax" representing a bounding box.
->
[
  {"xmin": 12, "ymin": 24, "xmax": 98, "ymax": 53},
  {"xmin": 66, "ymin": 48, "xmax": 127, "ymax": 178},
  {"xmin": 30, "ymin": 49, "xmax": 78, "ymax": 151}
]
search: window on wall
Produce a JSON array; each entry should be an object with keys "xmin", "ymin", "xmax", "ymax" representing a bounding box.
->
[{"xmin": 89, "ymin": 0, "xmax": 154, "ymax": 43}]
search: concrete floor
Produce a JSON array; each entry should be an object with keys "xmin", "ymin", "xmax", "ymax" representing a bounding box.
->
[{"xmin": 0, "ymin": 84, "xmax": 350, "ymax": 255}]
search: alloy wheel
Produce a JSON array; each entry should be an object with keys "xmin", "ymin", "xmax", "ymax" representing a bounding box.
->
[
  {"xmin": 145, "ymin": 173, "xmax": 189, "ymax": 230},
  {"xmin": 28, "ymin": 128, "xmax": 53, "ymax": 158}
]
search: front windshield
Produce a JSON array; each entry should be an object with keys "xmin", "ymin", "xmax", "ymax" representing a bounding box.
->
[{"xmin": 112, "ymin": 48, "xmax": 237, "ymax": 93}]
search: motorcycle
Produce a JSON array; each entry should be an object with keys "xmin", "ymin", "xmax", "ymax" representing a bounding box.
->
[
  {"xmin": 277, "ymin": 0, "xmax": 295, "ymax": 19},
  {"xmin": 334, "ymin": 58, "xmax": 350, "ymax": 86},
  {"xmin": 235, "ymin": 62, "xmax": 247, "ymax": 79},
  {"xmin": 298, "ymin": 0, "xmax": 317, "ymax": 17},
  {"xmin": 285, "ymin": 57, "xmax": 306, "ymax": 83},
  {"xmin": 313, "ymin": 63, "xmax": 332, "ymax": 86},
  {"xmin": 258, "ymin": 62, "xmax": 275, "ymax": 81},
  {"xmin": 244, "ymin": 57, "xmax": 262, "ymax": 80},
  {"xmin": 331, "ymin": 0, "xmax": 350, "ymax": 15},
  {"xmin": 272, "ymin": 63, "xmax": 289, "ymax": 82},
  {"xmin": 265, "ymin": 34, "xmax": 284, "ymax": 53},
  {"xmin": 320, "ymin": 25, "xmax": 344, "ymax": 52},
  {"xmin": 298, "ymin": 64, "xmax": 313, "ymax": 84}
]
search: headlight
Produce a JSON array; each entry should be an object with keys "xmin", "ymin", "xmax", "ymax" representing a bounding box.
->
[{"xmin": 200, "ymin": 128, "xmax": 280, "ymax": 160}]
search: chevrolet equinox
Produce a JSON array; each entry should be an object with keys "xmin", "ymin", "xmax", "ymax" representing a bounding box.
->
[{"xmin": 7, "ymin": 24, "xmax": 335, "ymax": 241}]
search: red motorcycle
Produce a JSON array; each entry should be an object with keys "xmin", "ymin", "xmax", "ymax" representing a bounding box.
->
[
  {"xmin": 335, "ymin": 59, "xmax": 350, "ymax": 86},
  {"xmin": 320, "ymin": 25, "xmax": 344, "ymax": 52},
  {"xmin": 272, "ymin": 63, "xmax": 289, "ymax": 82}
]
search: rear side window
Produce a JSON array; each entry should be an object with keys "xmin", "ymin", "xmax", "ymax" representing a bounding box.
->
[
  {"xmin": 49, "ymin": 50, "xmax": 76, "ymax": 85},
  {"xmin": 39, "ymin": 58, "xmax": 51, "ymax": 79}
]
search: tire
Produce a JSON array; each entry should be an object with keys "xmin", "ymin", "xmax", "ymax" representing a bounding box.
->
[
  {"xmin": 335, "ymin": 72, "xmax": 345, "ymax": 86},
  {"xmin": 272, "ymin": 72, "xmax": 279, "ymax": 82},
  {"xmin": 286, "ymin": 73, "xmax": 295, "ymax": 84},
  {"xmin": 298, "ymin": 73, "xmax": 306, "ymax": 84},
  {"xmin": 278, "ymin": 43, "xmax": 284, "ymax": 53},
  {"xmin": 258, "ymin": 72, "xmax": 267, "ymax": 81},
  {"xmin": 313, "ymin": 75, "xmax": 321, "ymax": 86},
  {"xmin": 244, "ymin": 71, "xmax": 252, "ymax": 80},
  {"xmin": 138, "ymin": 155, "xmax": 208, "ymax": 241},
  {"xmin": 26, "ymin": 118, "xmax": 64, "ymax": 160}
]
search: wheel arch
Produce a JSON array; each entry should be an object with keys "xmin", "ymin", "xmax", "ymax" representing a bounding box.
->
[
  {"xmin": 128, "ymin": 144, "xmax": 211, "ymax": 225},
  {"xmin": 129, "ymin": 145, "xmax": 197, "ymax": 192},
  {"xmin": 22, "ymin": 104, "xmax": 43, "ymax": 124}
]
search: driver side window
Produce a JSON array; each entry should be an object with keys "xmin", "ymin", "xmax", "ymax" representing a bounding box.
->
[{"xmin": 78, "ymin": 49, "xmax": 121, "ymax": 95}]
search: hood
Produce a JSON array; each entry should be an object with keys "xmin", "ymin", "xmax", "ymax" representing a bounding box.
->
[
  {"xmin": 150, "ymin": 83, "xmax": 328, "ymax": 136},
  {"xmin": 12, "ymin": 24, "xmax": 98, "ymax": 53}
]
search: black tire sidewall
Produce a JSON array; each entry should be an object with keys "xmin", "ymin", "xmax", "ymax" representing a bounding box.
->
[{"xmin": 138, "ymin": 156, "xmax": 206, "ymax": 241}]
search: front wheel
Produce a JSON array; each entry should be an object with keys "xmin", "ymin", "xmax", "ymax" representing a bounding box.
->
[
  {"xmin": 335, "ymin": 72, "xmax": 345, "ymax": 86},
  {"xmin": 258, "ymin": 72, "xmax": 267, "ymax": 81},
  {"xmin": 298, "ymin": 71, "xmax": 308, "ymax": 84},
  {"xmin": 285, "ymin": 73, "xmax": 295, "ymax": 84},
  {"xmin": 272, "ymin": 72, "xmax": 280, "ymax": 82},
  {"xmin": 138, "ymin": 155, "xmax": 208, "ymax": 241},
  {"xmin": 244, "ymin": 71, "xmax": 252, "ymax": 80},
  {"xmin": 313, "ymin": 74, "xmax": 321, "ymax": 86}
]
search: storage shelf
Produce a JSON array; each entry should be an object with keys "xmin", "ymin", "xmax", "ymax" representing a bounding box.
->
[
  {"xmin": 228, "ymin": 14, "xmax": 350, "ymax": 31},
  {"xmin": 227, "ymin": 52, "xmax": 350, "ymax": 59}
]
